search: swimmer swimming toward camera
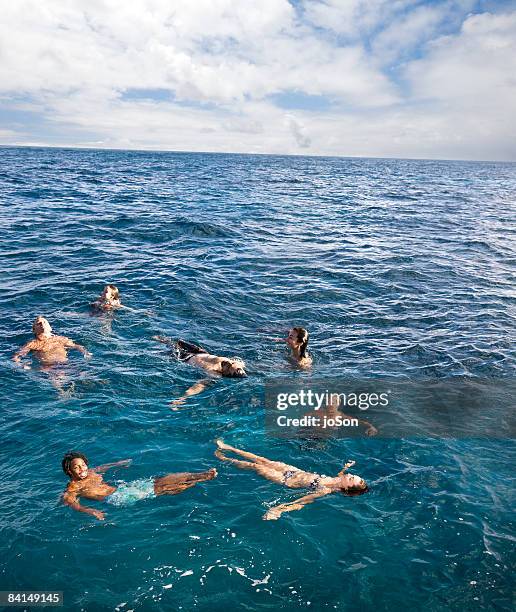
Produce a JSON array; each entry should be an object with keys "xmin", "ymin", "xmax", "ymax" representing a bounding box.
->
[
  {"xmin": 91, "ymin": 284, "xmax": 123, "ymax": 312},
  {"xmin": 215, "ymin": 439, "xmax": 368, "ymax": 520},
  {"xmin": 153, "ymin": 337, "xmax": 247, "ymax": 408},
  {"xmin": 268, "ymin": 327, "xmax": 312, "ymax": 368},
  {"xmin": 286, "ymin": 327, "xmax": 312, "ymax": 367},
  {"xmin": 12, "ymin": 316, "xmax": 91, "ymax": 369},
  {"xmin": 91, "ymin": 284, "xmax": 152, "ymax": 326},
  {"xmin": 61, "ymin": 451, "xmax": 217, "ymax": 521}
]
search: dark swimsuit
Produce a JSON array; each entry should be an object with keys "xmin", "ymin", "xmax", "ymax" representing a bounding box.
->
[
  {"xmin": 282, "ymin": 469, "xmax": 297, "ymax": 484},
  {"xmin": 176, "ymin": 339, "xmax": 208, "ymax": 362},
  {"xmin": 282, "ymin": 469, "xmax": 322, "ymax": 490}
]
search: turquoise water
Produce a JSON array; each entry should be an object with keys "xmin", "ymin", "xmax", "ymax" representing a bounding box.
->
[{"xmin": 0, "ymin": 147, "xmax": 514, "ymax": 611}]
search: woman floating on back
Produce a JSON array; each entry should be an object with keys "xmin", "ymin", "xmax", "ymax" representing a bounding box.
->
[{"xmin": 215, "ymin": 440, "xmax": 367, "ymax": 520}]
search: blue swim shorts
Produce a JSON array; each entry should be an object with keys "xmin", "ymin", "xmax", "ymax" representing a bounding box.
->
[{"xmin": 107, "ymin": 479, "xmax": 156, "ymax": 506}]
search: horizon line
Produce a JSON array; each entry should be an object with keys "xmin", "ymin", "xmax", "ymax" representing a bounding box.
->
[{"xmin": 0, "ymin": 142, "xmax": 515, "ymax": 165}]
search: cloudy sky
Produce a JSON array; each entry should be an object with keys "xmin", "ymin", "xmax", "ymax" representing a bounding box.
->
[{"xmin": 1, "ymin": 0, "xmax": 515, "ymax": 160}]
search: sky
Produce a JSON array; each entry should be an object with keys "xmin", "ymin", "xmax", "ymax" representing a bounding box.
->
[{"xmin": 0, "ymin": 0, "xmax": 515, "ymax": 161}]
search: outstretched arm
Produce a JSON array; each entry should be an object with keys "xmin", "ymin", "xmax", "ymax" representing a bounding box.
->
[
  {"xmin": 119, "ymin": 305, "xmax": 155, "ymax": 317},
  {"xmin": 64, "ymin": 338, "xmax": 92, "ymax": 358},
  {"xmin": 94, "ymin": 459, "xmax": 132, "ymax": 473},
  {"xmin": 340, "ymin": 412, "xmax": 378, "ymax": 437},
  {"xmin": 256, "ymin": 327, "xmax": 288, "ymax": 341},
  {"xmin": 153, "ymin": 335, "xmax": 175, "ymax": 347},
  {"xmin": 170, "ymin": 379, "xmax": 212, "ymax": 410},
  {"xmin": 12, "ymin": 342, "xmax": 33, "ymax": 365},
  {"xmin": 361, "ymin": 419, "xmax": 378, "ymax": 437},
  {"xmin": 63, "ymin": 489, "xmax": 105, "ymax": 521},
  {"xmin": 337, "ymin": 460, "xmax": 356, "ymax": 476},
  {"xmin": 263, "ymin": 488, "xmax": 332, "ymax": 520}
]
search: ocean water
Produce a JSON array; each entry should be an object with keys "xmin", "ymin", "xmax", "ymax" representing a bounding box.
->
[{"xmin": 0, "ymin": 146, "xmax": 514, "ymax": 611}]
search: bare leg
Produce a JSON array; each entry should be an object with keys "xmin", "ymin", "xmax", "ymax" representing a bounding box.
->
[
  {"xmin": 215, "ymin": 449, "xmax": 256, "ymax": 470},
  {"xmin": 216, "ymin": 439, "xmax": 263, "ymax": 461},
  {"xmin": 46, "ymin": 368, "xmax": 74, "ymax": 399},
  {"xmin": 216, "ymin": 440, "xmax": 297, "ymax": 471},
  {"xmin": 154, "ymin": 468, "xmax": 217, "ymax": 496},
  {"xmin": 215, "ymin": 449, "xmax": 287, "ymax": 485}
]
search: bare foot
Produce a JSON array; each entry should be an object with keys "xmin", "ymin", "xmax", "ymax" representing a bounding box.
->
[
  {"xmin": 215, "ymin": 439, "xmax": 231, "ymax": 450},
  {"xmin": 170, "ymin": 398, "xmax": 186, "ymax": 411},
  {"xmin": 207, "ymin": 468, "xmax": 218, "ymax": 479}
]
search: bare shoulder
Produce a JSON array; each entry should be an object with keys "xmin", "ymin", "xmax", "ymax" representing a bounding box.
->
[
  {"xmin": 300, "ymin": 356, "xmax": 313, "ymax": 368},
  {"xmin": 63, "ymin": 481, "xmax": 79, "ymax": 498},
  {"xmin": 65, "ymin": 479, "xmax": 80, "ymax": 492},
  {"xmin": 89, "ymin": 470, "xmax": 103, "ymax": 482},
  {"xmin": 56, "ymin": 335, "xmax": 74, "ymax": 346}
]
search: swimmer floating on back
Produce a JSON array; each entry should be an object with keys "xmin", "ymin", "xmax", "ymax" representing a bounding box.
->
[
  {"xmin": 215, "ymin": 439, "xmax": 367, "ymax": 520},
  {"xmin": 62, "ymin": 451, "xmax": 217, "ymax": 521},
  {"xmin": 12, "ymin": 316, "xmax": 91, "ymax": 369},
  {"xmin": 153, "ymin": 337, "xmax": 247, "ymax": 409}
]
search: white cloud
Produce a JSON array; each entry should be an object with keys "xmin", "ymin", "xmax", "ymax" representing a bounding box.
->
[
  {"xmin": 302, "ymin": 0, "xmax": 413, "ymax": 38},
  {"xmin": 0, "ymin": 0, "xmax": 396, "ymax": 105},
  {"xmin": 403, "ymin": 11, "xmax": 516, "ymax": 159},
  {"xmin": 0, "ymin": 129, "xmax": 17, "ymax": 139},
  {"xmin": 286, "ymin": 115, "xmax": 311, "ymax": 148},
  {"xmin": 0, "ymin": 1, "xmax": 515, "ymax": 160},
  {"xmin": 371, "ymin": 4, "xmax": 449, "ymax": 65},
  {"xmin": 407, "ymin": 11, "xmax": 516, "ymax": 107}
]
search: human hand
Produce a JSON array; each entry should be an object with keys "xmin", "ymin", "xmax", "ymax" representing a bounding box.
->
[
  {"xmin": 263, "ymin": 506, "xmax": 283, "ymax": 520},
  {"xmin": 84, "ymin": 351, "xmax": 93, "ymax": 360},
  {"xmin": 91, "ymin": 509, "xmax": 105, "ymax": 521},
  {"xmin": 170, "ymin": 398, "xmax": 186, "ymax": 411}
]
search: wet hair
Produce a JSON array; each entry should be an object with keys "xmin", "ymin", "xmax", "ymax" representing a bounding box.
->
[
  {"xmin": 220, "ymin": 360, "xmax": 247, "ymax": 378},
  {"xmin": 62, "ymin": 451, "xmax": 89, "ymax": 477},
  {"xmin": 104, "ymin": 284, "xmax": 120, "ymax": 300},
  {"xmin": 292, "ymin": 327, "xmax": 309, "ymax": 358},
  {"xmin": 32, "ymin": 316, "xmax": 47, "ymax": 335},
  {"xmin": 342, "ymin": 484, "xmax": 369, "ymax": 496}
]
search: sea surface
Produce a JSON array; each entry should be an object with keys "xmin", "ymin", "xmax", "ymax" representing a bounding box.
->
[{"xmin": 0, "ymin": 147, "xmax": 515, "ymax": 611}]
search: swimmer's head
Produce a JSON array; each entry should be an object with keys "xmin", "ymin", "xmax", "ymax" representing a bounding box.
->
[
  {"xmin": 101, "ymin": 284, "xmax": 120, "ymax": 302},
  {"xmin": 287, "ymin": 327, "xmax": 309, "ymax": 358},
  {"xmin": 220, "ymin": 359, "xmax": 247, "ymax": 378},
  {"xmin": 32, "ymin": 316, "xmax": 52, "ymax": 338},
  {"xmin": 62, "ymin": 451, "xmax": 89, "ymax": 481},
  {"xmin": 338, "ymin": 472, "xmax": 369, "ymax": 496}
]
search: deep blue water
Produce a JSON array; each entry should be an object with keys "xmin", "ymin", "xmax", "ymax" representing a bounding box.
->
[{"xmin": 0, "ymin": 147, "xmax": 515, "ymax": 611}]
